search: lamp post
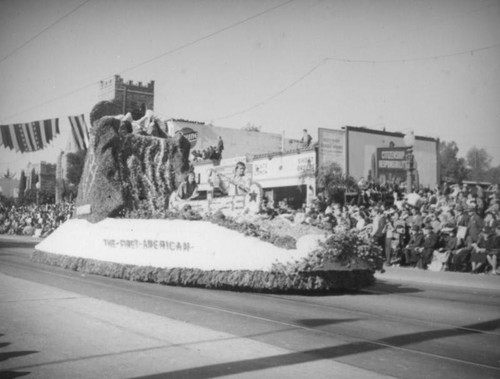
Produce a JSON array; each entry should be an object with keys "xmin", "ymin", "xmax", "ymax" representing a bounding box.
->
[{"xmin": 404, "ymin": 131, "xmax": 415, "ymax": 194}]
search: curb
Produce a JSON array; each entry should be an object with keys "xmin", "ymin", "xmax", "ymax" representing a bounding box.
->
[{"xmin": 375, "ymin": 266, "xmax": 500, "ymax": 291}]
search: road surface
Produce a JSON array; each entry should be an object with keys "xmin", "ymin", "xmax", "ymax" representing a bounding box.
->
[{"xmin": 0, "ymin": 236, "xmax": 499, "ymax": 378}]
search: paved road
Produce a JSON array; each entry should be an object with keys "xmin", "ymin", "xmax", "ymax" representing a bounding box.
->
[{"xmin": 0, "ymin": 237, "xmax": 499, "ymax": 378}]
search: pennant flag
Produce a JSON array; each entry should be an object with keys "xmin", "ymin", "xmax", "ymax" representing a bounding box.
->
[
  {"xmin": 68, "ymin": 114, "xmax": 89, "ymax": 150},
  {"xmin": 0, "ymin": 118, "xmax": 59, "ymax": 152}
]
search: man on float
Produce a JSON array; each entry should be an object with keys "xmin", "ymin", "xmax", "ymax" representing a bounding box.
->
[{"xmin": 229, "ymin": 161, "xmax": 251, "ymax": 196}]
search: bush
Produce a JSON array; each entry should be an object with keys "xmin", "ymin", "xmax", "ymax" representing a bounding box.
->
[{"xmin": 272, "ymin": 229, "xmax": 383, "ymax": 275}]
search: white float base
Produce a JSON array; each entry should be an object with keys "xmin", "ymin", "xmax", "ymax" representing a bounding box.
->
[{"xmin": 35, "ymin": 218, "xmax": 325, "ymax": 272}]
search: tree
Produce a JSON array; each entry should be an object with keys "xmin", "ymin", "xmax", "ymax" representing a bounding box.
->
[
  {"xmin": 2, "ymin": 169, "xmax": 16, "ymax": 179},
  {"xmin": 439, "ymin": 141, "xmax": 467, "ymax": 183},
  {"xmin": 241, "ymin": 123, "xmax": 261, "ymax": 132},
  {"xmin": 18, "ymin": 170, "xmax": 26, "ymax": 200},
  {"xmin": 316, "ymin": 162, "xmax": 359, "ymax": 206},
  {"xmin": 30, "ymin": 168, "xmax": 38, "ymax": 189},
  {"xmin": 465, "ymin": 147, "xmax": 492, "ymax": 182},
  {"xmin": 65, "ymin": 150, "xmax": 87, "ymax": 186}
]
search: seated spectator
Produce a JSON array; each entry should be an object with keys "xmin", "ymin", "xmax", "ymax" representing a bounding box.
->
[
  {"xmin": 470, "ymin": 226, "xmax": 496, "ymax": 273},
  {"xmin": 486, "ymin": 223, "xmax": 500, "ymax": 274},
  {"xmin": 402, "ymin": 225, "xmax": 425, "ymax": 266}
]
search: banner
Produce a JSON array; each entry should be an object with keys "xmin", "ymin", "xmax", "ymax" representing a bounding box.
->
[
  {"xmin": 68, "ymin": 114, "xmax": 90, "ymax": 150},
  {"xmin": 0, "ymin": 118, "xmax": 59, "ymax": 152}
]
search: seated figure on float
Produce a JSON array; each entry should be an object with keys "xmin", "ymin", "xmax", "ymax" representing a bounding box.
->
[{"xmin": 170, "ymin": 161, "xmax": 262, "ymax": 215}]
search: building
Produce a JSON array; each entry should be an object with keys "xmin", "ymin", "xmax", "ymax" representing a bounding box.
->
[
  {"xmin": 99, "ymin": 75, "xmax": 155, "ymax": 120},
  {"xmin": 193, "ymin": 147, "xmax": 316, "ymax": 209},
  {"xmin": 25, "ymin": 161, "xmax": 57, "ymax": 194},
  {"xmin": 0, "ymin": 178, "xmax": 19, "ymax": 198},
  {"xmin": 318, "ymin": 126, "xmax": 439, "ymax": 188},
  {"xmin": 166, "ymin": 119, "xmax": 302, "ymax": 159}
]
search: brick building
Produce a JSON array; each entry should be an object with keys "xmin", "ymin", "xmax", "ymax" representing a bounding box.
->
[
  {"xmin": 99, "ymin": 75, "xmax": 155, "ymax": 120},
  {"xmin": 26, "ymin": 161, "xmax": 57, "ymax": 195}
]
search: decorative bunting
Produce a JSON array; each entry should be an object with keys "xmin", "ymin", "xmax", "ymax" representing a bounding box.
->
[
  {"xmin": 0, "ymin": 118, "xmax": 59, "ymax": 153},
  {"xmin": 68, "ymin": 114, "xmax": 89, "ymax": 150}
]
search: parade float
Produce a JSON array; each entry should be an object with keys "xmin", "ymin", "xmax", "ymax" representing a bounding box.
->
[{"xmin": 33, "ymin": 104, "xmax": 381, "ymax": 293}]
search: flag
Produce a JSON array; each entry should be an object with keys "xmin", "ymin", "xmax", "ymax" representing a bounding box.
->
[
  {"xmin": 0, "ymin": 118, "xmax": 59, "ymax": 152},
  {"xmin": 68, "ymin": 114, "xmax": 89, "ymax": 150}
]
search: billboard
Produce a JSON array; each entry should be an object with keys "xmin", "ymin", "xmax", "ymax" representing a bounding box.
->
[
  {"xmin": 346, "ymin": 126, "xmax": 438, "ymax": 188},
  {"xmin": 318, "ymin": 128, "xmax": 346, "ymax": 173}
]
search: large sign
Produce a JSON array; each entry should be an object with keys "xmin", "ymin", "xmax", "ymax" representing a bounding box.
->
[
  {"xmin": 376, "ymin": 147, "xmax": 407, "ymax": 184},
  {"xmin": 318, "ymin": 128, "xmax": 345, "ymax": 173}
]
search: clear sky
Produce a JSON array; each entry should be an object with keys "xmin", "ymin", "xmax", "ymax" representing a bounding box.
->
[{"xmin": 1, "ymin": 0, "xmax": 499, "ymax": 177}]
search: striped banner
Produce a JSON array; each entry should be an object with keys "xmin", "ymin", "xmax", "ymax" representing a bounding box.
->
[
  {"xmin": 68, "ymin": 114, "xmax": 89, "ymax": 150},
  {"xmin": 0, "ymin": 118, "xmax": 59, "ymax": 152}
]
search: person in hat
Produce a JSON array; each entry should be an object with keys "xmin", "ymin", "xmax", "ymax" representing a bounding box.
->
[
  {"xmin": 486, "ymin": 224, "xmax": 500, "ymax": 274},
  {"xmin": 470, "ymin": 226, "xmax": 495, "ymax": 273},
  {"xmin": 402, "ymin": 224, "xmax": 424, "ymax": 266},
  {"xmin": 455, "ymin": 205, "xmax": 469, "ymax": 227},
  {"xmin": 416, "ymin": 224, "xmax": 439, "ymax": 269},
  {"xmin": 466, "ymin": 206, "xmax": 484, "ymax": 243}
]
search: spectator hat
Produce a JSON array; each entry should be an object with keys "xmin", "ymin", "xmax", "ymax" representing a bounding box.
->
[{"xmin": 482, "ymin": 226, "xmax": 493, "ymax": 234}]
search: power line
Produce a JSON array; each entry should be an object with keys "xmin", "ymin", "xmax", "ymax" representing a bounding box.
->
[
  {"xmin": 211, "ymin": 41, "xmax": 500, "ymax": 121},
  {"xmin": 0, "ymin": 0, "xmax": 92, "ymax": 64},
  {"xmin": 214, "ymin": 58, "xmax": 328, "ymax": 121},
  {"xmin": 0, "ymin": 0, "xmax": 295, "ymax": 123},
  {"xmin": 121, "ymin": 0, "xmax": 295, "ymax": 76},
  {"xmin": 325, "ymin": 41, "xmax": 500, "ymax": 64}
]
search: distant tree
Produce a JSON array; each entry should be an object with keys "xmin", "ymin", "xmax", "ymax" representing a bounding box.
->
[
  {"xmin": 439, "ymin": 140, "xmax": 467, "ymax": 183},
  {"xmin": 316, "ymin": 162, "xmax": 358, "ymax": 206},
  {"xmin": 18, "ymin": 170, "xmax": 26, "ymax": 200},
  {"xmin": 241, "ymin": 123, "xmax": 261, "ymax": 132},
  {"xmin": 65, "ymin": 150, "xmax": 87, "ymax": 186},
  {"xmin": 30, "ymin": 168, "xmax": 38, "ymax": 189},
  {"xmin": 484, "ymin": 166, "xmax": 500, "ymax": 184},
  {"xmin": 2, "ymin": 169, "xmax": 16, "ymax": 179},
  {"xmin": 465, "ymin": 147, "xmax": 492, "ymax": 182}
]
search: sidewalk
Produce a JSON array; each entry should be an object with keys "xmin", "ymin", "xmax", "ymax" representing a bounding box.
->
[{"xmin": 376, "ymin": 265, "xmax": 500, "ymax": 291}]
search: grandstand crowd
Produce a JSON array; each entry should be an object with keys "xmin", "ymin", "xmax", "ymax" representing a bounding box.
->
[
  {"xmin": 0, "ymin": 202, "xmax": 74, "ymax": 238},
  {"xmin": 262, "ymin": 182, "xmax": 500, "ymax": 274},
  {"xmin": 1, "ymin": 181, "xmax": 499, "ymax": 274}
]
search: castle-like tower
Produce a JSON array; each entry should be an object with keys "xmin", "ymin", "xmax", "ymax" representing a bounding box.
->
[{"xmin": 99, "ymin": 75, "xmax": 155, "ymax": 120}]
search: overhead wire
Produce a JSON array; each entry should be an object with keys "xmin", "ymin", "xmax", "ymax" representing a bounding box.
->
[
  {"xmin": 0, "ymin": 0, "xmax": 92, "ymax": 64},
  {"xmin": 212, "ymin": 41, "xmax": 500, "ymax": 121},
  {"xmin": 0, "ymin": 0, "xmax": 296, "ymax": 123}
]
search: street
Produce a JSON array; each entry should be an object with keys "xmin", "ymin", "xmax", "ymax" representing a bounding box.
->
[{"xmin": 1, "ymin": 237, "xmax": 499, "ymax": 379}]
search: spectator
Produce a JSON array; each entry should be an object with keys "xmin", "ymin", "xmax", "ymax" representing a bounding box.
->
[
  {"xmin": 470, "ymin": 226, "xmax": 496, "ymax": 273},
  {"xmin": 300, "ymin": 129, "xmax": 312, "ymax": 148}
]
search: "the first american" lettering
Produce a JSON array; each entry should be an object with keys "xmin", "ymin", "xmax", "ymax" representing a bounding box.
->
[{"xmin": 103, "ymin": 239, "xmax": 192, "ymax": 251}]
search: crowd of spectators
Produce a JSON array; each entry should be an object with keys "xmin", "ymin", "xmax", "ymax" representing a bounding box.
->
[
  {"xmin": 261, "ymin": 182, "xmax": 500, "ymax": 274},
  {"xmin": 191, "ymin": 136, "xmax": 224, "ymax": 162},
  {"xmin": 0, "ymin": 202, "xmax": 74, "ymax": 238},
  {"xmin": 2, "ymin": 179, "xmax": 499, "ymax": 275}
]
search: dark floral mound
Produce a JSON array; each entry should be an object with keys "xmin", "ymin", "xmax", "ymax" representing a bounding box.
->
[
  {"xmin": 272, "ymin": 229, "xmax": 384, "ymax": 276},
  {"xmin": 33, "ymin": 202, "xmax": 380, "ymax": 292},
  {"xmin": 31, "ymin": 251, "xmax": 375, "ymax": 293}
]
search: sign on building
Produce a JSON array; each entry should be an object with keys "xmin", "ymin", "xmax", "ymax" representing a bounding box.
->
[
  {"xmin": 376, "ymin": 147, "xmax": 408, "ymax": 184},
  {"xmin": 318, "ymin": 128, "xmax": 345, "ymax": 173}
]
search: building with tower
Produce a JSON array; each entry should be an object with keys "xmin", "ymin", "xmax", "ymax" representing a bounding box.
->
[{"xmin": 99, "ymin": 75, "xmax": 155, "ymax": 120}]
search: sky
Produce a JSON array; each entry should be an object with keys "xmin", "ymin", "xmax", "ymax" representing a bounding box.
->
[{"xmin": 1, "ymin": 0, "xmax": 499, "ymax": 177}]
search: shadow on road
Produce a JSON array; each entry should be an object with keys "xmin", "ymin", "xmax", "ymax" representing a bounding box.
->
[
  {"xmin": 129, "ymin": 318, "xmax": 500, "ymax": 379},
  {"xmin": 0, "ymin": 334, "xmax": 35, "ymax": 378}
]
